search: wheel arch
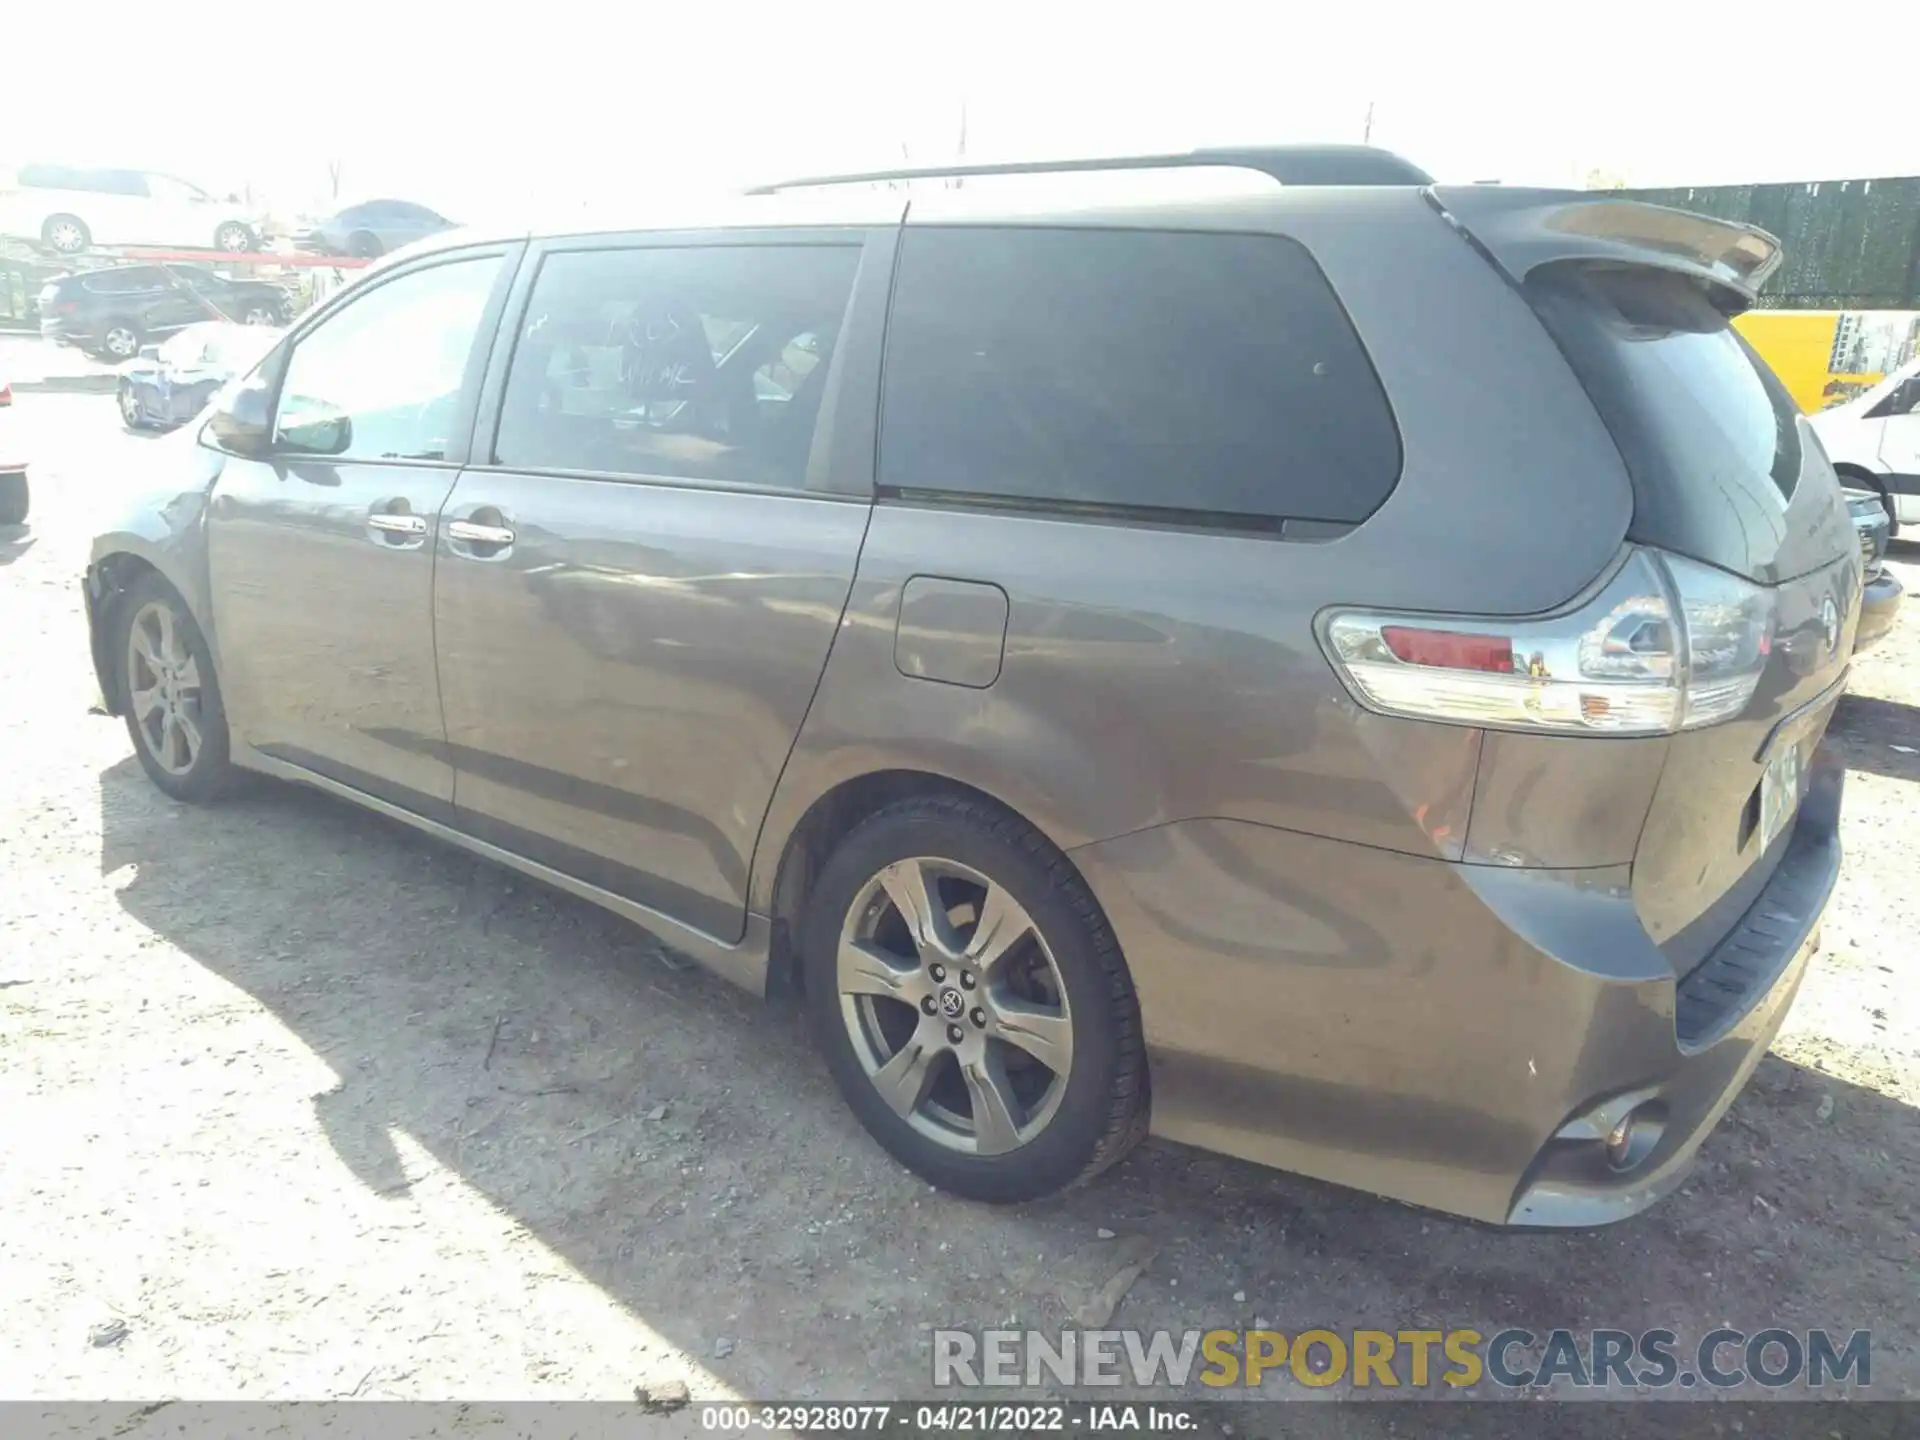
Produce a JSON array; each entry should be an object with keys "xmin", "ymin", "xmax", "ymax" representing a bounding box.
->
[
  {"xmin": 88, "ymin": 551, "xmax": 172, "ymax": 714},
  {"xmin": 758, "ymin": 767, "xmax": 1091, "ymax": 1004}
]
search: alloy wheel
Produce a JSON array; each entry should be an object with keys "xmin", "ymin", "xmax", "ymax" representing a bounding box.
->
[
  {"xmin": 126, "ymin": 601, "xmax": 206, "ymax": 776},
  {"xmin": 216, "ymin": 224, "xmax": 252, "ymax": 253},
  {"xmin": 836, "ymin": 857, "xmax": 1074, "ymax": 1156},
  {"xmin": 118, "ymin": 385, "xmax": 141, "ymax": 427},
  {"xmin": 243, "ymin": 306, "xmax": 277, "ymax": 326},
  {"xmin": 104, "ymin": 327, "xmax": 138, "ymax": 359},
  {"xmin": 50, "ymin": 220, "xmax": 85, "ymax": 253}
]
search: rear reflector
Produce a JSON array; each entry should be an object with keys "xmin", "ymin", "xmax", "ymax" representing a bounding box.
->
[{"xmin": 1321, "ymin": 548, "xmax": 1774, "ymax": 736}]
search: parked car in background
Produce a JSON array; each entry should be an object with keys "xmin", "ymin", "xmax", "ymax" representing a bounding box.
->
[
  {"xmin": 0, "ymin": 164, "xmax": 265, "ymax": 256},
  {"xmin": 1811, "ymin": 353, "xmax": 1920, "ymax": 534},
  {"xmin": 294, "ymin": 199, "xmax": 454, "ymax": 259},
  {"xmin": 1847, "ymin": 487, "xmax": 1904, "ymax": 652},
  {"xmin": 0, "ymin": 366, "xmax": 24, "ymax": 526},
  {"xmin": 39, "ymin": 264, "xmax": 291, "ymax": 360},
  {"xmin": 118, "ymin": 322, "xmax": 284, "ymax": 432},
  {"xmin": 83, "ymin": 148, "xmax": 1861, "ymax": 1227}
]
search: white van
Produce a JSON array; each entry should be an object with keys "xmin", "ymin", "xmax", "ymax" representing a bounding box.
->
[
  {"xmin": 0, "ymin": 164, "xmax": 266, "ymax": 256},
  {"xmin": 1810, "ymin": 353, "xmax": 1920, "ymax": 533}
]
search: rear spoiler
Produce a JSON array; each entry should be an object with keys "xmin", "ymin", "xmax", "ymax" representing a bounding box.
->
[{"xmin": 1426, "ymin": 187, "xmax": 1783, "ymax": 309}]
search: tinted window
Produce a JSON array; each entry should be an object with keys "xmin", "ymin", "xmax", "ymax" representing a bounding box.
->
[
  {"xmin": 273, "ymin": 255, "xmax": 501, "ymax": 462},
  {"xmin": 878, "ymin": 227, "xmax": 1401, "ymax": 525},
  {"xmin": 494, "ymin": 243, "xmax": 861, "ymax": 490},
  {"xmin": 1528, "ymin": 264, "xmax": 1847, "ymax": 581},
  {"xmin": 83, "ymin": 268, "xmax": 166, "ymax": 295}
]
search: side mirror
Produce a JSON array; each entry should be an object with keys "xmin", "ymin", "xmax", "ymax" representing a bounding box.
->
[
  {"xmin": 201, "ymin": 376, "xmax": 275, "ymax": 458},
  {"xmin": 276, "ymin": 400, "xmax": 354, "ymax": 457}
]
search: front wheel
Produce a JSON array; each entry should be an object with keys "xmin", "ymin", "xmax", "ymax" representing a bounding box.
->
[
  {"xmin": 347, "ymin": 230, "xmax": 382, "ymax": 259},
  {"xmin": 118, "ymin": 381, "xmax": 147, "ymax": 430},
  {"xmin": 240, "ymin": 301, "xmax": 282, "ymax": 326},
  {"xmin": 116, "ymin": 575, "xmax": 235, "ymax": 803},
  {"xmin": 214, "ymin": 221, "xmax": 257, "ymax": 253},
  {"xmin": 802, "ymin": 794, "xmax": 1149, "ymax": 1201}
]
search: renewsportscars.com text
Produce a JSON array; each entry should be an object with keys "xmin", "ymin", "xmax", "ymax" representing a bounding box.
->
[{"xmin": 933, "ymin": 1327, "xmax": 1871, "ymax": 1391}]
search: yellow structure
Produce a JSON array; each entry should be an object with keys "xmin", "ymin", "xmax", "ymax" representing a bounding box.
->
[{"xmin": 1735, "ymin": 310, "xmax": 1920, "ymax": 414}]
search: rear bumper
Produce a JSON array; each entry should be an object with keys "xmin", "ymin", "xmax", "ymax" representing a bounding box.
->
[
  {"xmin": 1854, "ymin": 568, "xmax": 1903, "ymax": 653},
  {"xmin": 1072, "ymin": 747, "xmax": 1843, "ymax": 1227}
]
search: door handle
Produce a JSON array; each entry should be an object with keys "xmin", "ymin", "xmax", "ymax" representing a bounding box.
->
[
  {"xmin": 368, "ymin": 513, "xmax": 428, "ymax": 536},
  {"xmin": 446, "ymin": 520, "xmax": 515, "ymax": 546}
]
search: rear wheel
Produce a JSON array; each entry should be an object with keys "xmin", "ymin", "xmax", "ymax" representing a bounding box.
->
[
  {"xmin": 0, "ymin": 471, "xmax": 26, "ymax": 526},
  {"xmin": 42, "ymin": 214, "xmax": 90, "ymax": 254},
  {"xmin": 116, "ymin": 575, "xmax": 235, "ymax": 803},
  {"xmin": 802, "ymin": 793, "xmax": 1148, "ymax": 1201},
  {"xmin": 241, "ymin": 301, "xmax": 282, "ymax": 326},
  {"xmin": 99, "ymin": 320, "xmax": 142, "ymax": 361},
  {"xmin": 347, "ymin": 230, "xmax": 383, "ymax": 259}
]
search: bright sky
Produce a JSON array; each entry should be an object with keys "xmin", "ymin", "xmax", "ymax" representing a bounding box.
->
[{"xmin": 5, "ymin": 0, "xmax": 1917, "ymax": 223}]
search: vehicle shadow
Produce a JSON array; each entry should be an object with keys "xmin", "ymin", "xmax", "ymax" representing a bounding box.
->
[
  {"xmin": 1828, "ymin": 693, "xmax": 1920, "ymax": 784},
  {"xmin": 0, "ymin": 524, "xmax": 35, "ymax": 564},
  {"xmin": 95, "ymin": 756, "xmax": 1919, "ymax": 1402}
]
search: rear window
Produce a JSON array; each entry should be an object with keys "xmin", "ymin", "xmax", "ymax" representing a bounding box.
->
[
  {"xmin": 1526, "ymin": 263, "xmax": 1846, "ymax": 582},
  {"xmin": 878, "ymin": 227, "xmax": 1402, "ymax": 527}
]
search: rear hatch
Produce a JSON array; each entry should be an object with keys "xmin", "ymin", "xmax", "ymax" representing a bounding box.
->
[{"xmin": 1434, "ymin": 189, "xmax": 1858, "ymax": 975}]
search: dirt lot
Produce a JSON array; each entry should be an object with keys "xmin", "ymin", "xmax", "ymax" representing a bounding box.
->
[{"xmin": 3, "ymin": 388, "xmax": 1918, "ymax": 1412}]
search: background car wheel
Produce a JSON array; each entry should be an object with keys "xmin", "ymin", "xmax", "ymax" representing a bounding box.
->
[
  {"xmin": 117, "ymin": 382, "xmax": 147, "ymax": 430},
  {"xmin": 0, "ymin": 471, "xmax": 27, "ymax": 527},
  {"xmin": 348, "ymin": 231, "xmax": 383, "ymax": 259},
  {"xmin": 241, "ymin": 302, "xmax": 281, "ymax": 326},
  {"xmin": 100, "ymin": 321, "xmax": 142, "ymax": 361},
  {"xmin": 116, "ymin": 575, "xmax": 235, "ymax": 803},
  {"xmin": 41, "ymin": 214, "xmax": 91, "ymax": 254},
  {"xmin": 801, "ymin": 793, "xmax": 1149, "ymax": 1202},
  {"xmin": 214, "ymin": 221, "xmax": 256, "ymax": 253}
]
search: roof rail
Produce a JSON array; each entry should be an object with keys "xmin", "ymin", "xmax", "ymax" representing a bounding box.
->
[{"xmin": 744, "ymin": 144, "xmax": 1434, "ymax": 195}]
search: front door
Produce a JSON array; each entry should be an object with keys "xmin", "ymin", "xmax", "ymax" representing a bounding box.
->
[
  {"xmin": 432, "ymin": 232, "xmax": 887, "ymax": 939},
  {"xmin": 1875, "ymin": 367, "xmax": 1920, "ymax": 521},
  {"xmin": 204, "ymin": 248, "xmax": 514, "ymax": 817}
]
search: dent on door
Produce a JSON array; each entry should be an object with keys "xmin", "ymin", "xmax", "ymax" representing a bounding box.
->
[{"xmin": 430, "ymin": 473, "xmax": 872, "ymax": 941}]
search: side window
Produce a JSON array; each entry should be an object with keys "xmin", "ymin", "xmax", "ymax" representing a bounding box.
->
[
  {"xmin": 1870, "ymin": 375, "xmax": 1920, "ymax": 419},
  {"xmin": 273, "ymin": 255, "xmax": 501, "ymax": 462},
  {"xmin": 493, "ymin": 243, "xmax": 861, "ymax": 490},
  {"xmin": 878, "ymin": 227, "xmax": 1403, "ymax": 525},
  {"xmin": 84, "ymin": 268, "xmax": 164, "ymax": 296}
]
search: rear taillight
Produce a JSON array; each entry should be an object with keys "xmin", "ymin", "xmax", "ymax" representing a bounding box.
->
[
  {"xmin": 1320, "ymin": 549, "xmax": 1775, "ymax": 736},
  {"xmin": 0, "ymin": 383, "xmax": 10, "ymax": 407}
]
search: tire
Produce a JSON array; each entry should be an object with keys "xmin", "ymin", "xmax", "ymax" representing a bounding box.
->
[
  {"xmin": 214, "ymin": 221, "xmax": 257, "ymax": 254},
  {"xmin": 99, "ymin": 319, "xmax": 142, "ymax": 361},
  {"xmin": 42, "ymin": 213, "xmax": 91, "ymax": 254},
  {"xmin": 115, "ymin": 574, "xmax": 235, "ymax": 803},
  {"xmin": 118, "ymin": 381, "xmax": 148, "ymax": 431},
  {"xmin": 0, "ymin": 471, "xmax": 26, "ymax": 526},
  {"xmin": 347, "ymin": 230, "xmax": 383, "ymax": 259},
  {"xmin": 802, "ymin": 793, "xmax": 1148, "ymax": 1202},
  {"xmin": 240, "ymin": 300, "xmax": 283, "ymax": 326}
]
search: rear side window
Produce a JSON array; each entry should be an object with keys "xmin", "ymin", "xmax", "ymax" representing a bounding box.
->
[
  {"xmin": 1526, "ymin": 264, "xmax": 1844, "ymax": 582},
  {"xmin": 493, "ymin": 243, "xmax": 861, "ymax": 491},
  {"xmin": 878, "ymin": 227, "xmax": 1401, "ymax": 526}
]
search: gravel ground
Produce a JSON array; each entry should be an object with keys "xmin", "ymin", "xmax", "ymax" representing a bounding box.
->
[{"xmin": 2, "ymin": 391, "xmax": 1917, "ymax": 1416}]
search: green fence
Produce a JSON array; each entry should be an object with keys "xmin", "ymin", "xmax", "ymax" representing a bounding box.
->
[{"xmin": 1624, "ymin": 176, "xmax": 1920, "ymax": 310}]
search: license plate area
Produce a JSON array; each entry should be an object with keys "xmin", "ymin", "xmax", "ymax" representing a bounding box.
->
[{"xmin": 1758, "ymin": 742, "xmax": 1804, "ymax": 853}]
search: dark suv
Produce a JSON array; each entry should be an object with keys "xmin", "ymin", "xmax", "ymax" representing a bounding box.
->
[
  {"xmin": 38, "ymin": 264, "xmax": 290, "ymax": 360},
  {"xmin": 82, "ymin": 147, "xmax": 1859, "ymax": 1226}
]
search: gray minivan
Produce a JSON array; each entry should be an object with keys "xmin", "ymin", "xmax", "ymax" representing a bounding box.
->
[{"xmin": 83, "ymin": 147, "xmax": 1860, "ymax": 1227}]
